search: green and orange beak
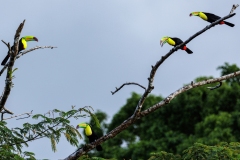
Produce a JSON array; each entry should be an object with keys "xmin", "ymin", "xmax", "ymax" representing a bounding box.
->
[
  {"xmin": 76, "ymin": 123, "xmax": 88, "ymax": 129},
  {"xmin": 23, "ymin": 36, "xmax": 38, "ymax": 42},
  {"xmin": 189, "ymin": 12, "xmax": 199, "ymax": 17},
  {"xmin": 160, "ymin": 36, "xmax": 169, "ymax": 47}
]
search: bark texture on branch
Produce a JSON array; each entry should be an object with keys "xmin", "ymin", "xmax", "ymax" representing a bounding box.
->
[{"xmin": 65, "ymin": 12, "xmax": 237, "ymax": 160}]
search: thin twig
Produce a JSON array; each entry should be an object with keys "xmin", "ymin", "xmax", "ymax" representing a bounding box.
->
[
  {"xmin": 230, "ymin": 4, "xmax": 239, "ymax": 14},
  {"xmin": 65, "ymin": 70, "xmax": 240, "ymax": 160},
  {"xmin": 17, "ymin": 46, "xmax": 57, "ymax": 57},
  {"xmin": 0, "ymin": 46, "xmax": 57, "ymax": 76},
  {"xmin": 111, "ymin": 82, "xmax": 146, "ymax": 95},
  {"xmin": 1, "ymin": 40, "xmax": 11, "ymax": 50},
  {"xmin": 2, "ymin": 110, "xmax": 33, "ymax": 121}
]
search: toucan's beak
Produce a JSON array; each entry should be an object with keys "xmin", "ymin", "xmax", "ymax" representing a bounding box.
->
[
  {"xmin": 189, "ymin": 13, "xmax": 192, "ymax": 17},
  {"xmin": 160, "ymin": 40, "xmax": 163, "ymax": 47},
  {"xmin": 33, "ymin": 37, "xmax": 38, "ymax": 42},
  {"xmin": 76, "ymin": 125, "xmax": 79, "ymax": 129}
]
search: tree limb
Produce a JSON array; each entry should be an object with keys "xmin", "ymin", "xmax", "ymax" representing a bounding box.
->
[
  {"xmin": 230, "ymin": 4, "xmax": 239, "ymax": 14},
  {"xmin": 2, "ymin": 110, "xmax": 33, "ymax": 121},
  {"xmin": 111, "ymin": 82, "xmax": 146, "ymax": 95},
  {"xmin": 0, "ymin": 20, "xmax": 25, "ymax": 114},
  {"xmin": 65, "ymin": 11, "xmax": 237, "ymax": 160},
  {"xmin": 133, "ymin": 13, "xmax": 236, "ymax": 116},
  {"xmin": 65, "ymin": 70, "xmax": 240, "ymax": 160}
]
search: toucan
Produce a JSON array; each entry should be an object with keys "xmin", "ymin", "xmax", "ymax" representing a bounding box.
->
[
  {"xmin": 189, "ymin": 12, "xmax": 235, "ymax": 27},
  {"xmin": 76, "ymin": 123, "xmax": 103, "ymax": 151},
  {"xmin": 160, "ymin": 36, "xmax": 193, "ymax": 54},
  {"xmin": 1, "ymin": 36, "xmax": 38, "ymax": 66}
]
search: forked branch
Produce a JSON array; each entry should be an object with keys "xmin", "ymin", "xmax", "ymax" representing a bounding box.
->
[
  {"xmin": 111, "ymin": 82, "xmax": 146, "ymax": 95},
  {"xmin": 65, "ymin": 11, "xmax": 237, "ymax": 159}
]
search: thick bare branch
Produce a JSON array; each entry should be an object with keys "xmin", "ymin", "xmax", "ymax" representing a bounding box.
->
[
  {"xmin": 0, "ymin": 20, "xmax": 25, "ymax": 114},
  {"xmin": 111, "ymin": 82, "xmax": 146, "ymax": 95},
  {"xmin": 65, "ymin": 70, "xmax": 240, "ymax": 160},
  {"xmin": 65, "ymin": 10, "xmax": 237, "ymax": 159},
  {"xmin": 134, "ymin": 13, "xmax": 236, "ymax": 116}
]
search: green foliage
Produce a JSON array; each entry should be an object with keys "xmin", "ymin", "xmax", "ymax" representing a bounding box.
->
[
  {"xmin": 84, "ymin": 63, "xmax": 240, "ymax": 160},
  {"xmin": 0, "ymin": 106, "xmax": 99, "ymax": 159},
  {"xmin": 182, "ymin": 142, "xmax": 240, "ymax": 160},
  {"xmin": 148, "ymin": 151, "xmax": 181, "ymax": 160}
]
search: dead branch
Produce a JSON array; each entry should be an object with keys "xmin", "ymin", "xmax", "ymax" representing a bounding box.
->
[
  {"xmin": 17, "ymin": 46, "xmax": 57, "ymax": 57},
  {"xmin": 230, "ymin": 4, "xmax": 239, "ymax": 14},
  {"xmin": 133, "ymin": 12, "xmax": 236, "ymax": 116},
  {"xmin": 111, "ymin": 82, "xmax": 146, "ymax": 95},
  {"xmin": 65, "ymin": 11, "xmax": 237, "ymax": 160},
  {"xmin": 65, "ymin": 70, "xmax": 240, "ymax": 160},
  {"xmin": 0, "ymin": 20, "xmax": 25, "ymax": 114},
  {"xmin": 2, "ymin": 110, "xmax": 33, "ymax": 120},
  {"xmin": 0, "ymin": 46, "xmax": 57, "ymax": 76}
]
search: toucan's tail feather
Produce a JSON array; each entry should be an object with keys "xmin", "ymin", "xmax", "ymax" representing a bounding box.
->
[
  {"xmin": 1, "ymin": 54, "xmax": 9, "ymax": 66},
  {"xmin": 96, "ymin": 145, "xmax": 103, "ymax": 151},
  {"xmin": 224, "ymin": 21, "xmax": 235, "ymax": 27},
  {"xmin": 186, "ymin": 48, "xmax": 193, "ymax": 54}
]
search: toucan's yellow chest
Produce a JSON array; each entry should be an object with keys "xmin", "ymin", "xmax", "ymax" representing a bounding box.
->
[
  {"xmin": 21, "ymin": 39, "xmax": 27, "ymax": 49},
  {"xmin": 167, "ymin": 38, "xmax": 176, "ymax": 46},
  {"xmin": 85, "ymin": 125, "xmax": 92, "ymax": 136},
  {"xmin": 199, "ymin": 12, "xmax": 208, "ymax": 21}
]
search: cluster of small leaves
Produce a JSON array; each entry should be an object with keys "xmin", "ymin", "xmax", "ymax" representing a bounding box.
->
[
  {"xmin": 182, "ymin": 142, "xmax": 240, "ymax": 160},
  {"xmin": 0, "ymin": 121, "xmax": 35, "ymax": 159},
  {"xmin": 147, "ymin": 142, "xmax": 240, "ymax": 160},
  {"xmin": 0, "ymin": 106, "xmax": 98, "ymax": 159},
  {"xmin": 148, "ymin": 151, "xmax": 181, "ymax": 160},
  {"xmin": 77, "ymin": 155, "xmax": 116, "ymax": 160}
]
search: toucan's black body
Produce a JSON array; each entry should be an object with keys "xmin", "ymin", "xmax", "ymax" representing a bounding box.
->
[
  {"xmin": 203, "ymin": 12, "xmax": 235, "ymax": 27},
  {"xmin": 86, "ymin": 127, "xmax": 103, "ymax": 151},
  {"xmin": 1, "ymin": 38, "xmax": 24, "ymax": 66},
  {"xmin": 170, "ymin": 37, "xmax": 193, "ymax": 54}
]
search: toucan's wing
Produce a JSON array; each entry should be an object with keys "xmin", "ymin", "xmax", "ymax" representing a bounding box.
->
[
  {"xmin": 171, "ymin": 38, "xmax": 183, "ymax": 45},
  {"xmin": 203, "ymin": 12, "xmax": 221, "ymax": 22}
]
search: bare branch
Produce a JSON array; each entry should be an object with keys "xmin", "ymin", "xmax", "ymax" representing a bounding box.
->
[
  {"xmin": 133, "ymin": 12, "xmax": 236, "ymax": 116},
  {"xmin": 1, "ymin": 40, "xmax": 11, "ymax": 50},
  {"xmin": 207, "ymin": 81, "xmax": 222, "ymax": 90},
  {"xmin": 65, "ymin": 70, "xmax": 240, "ymax": 160},
  {"xmin": 0, "ymin": 20, "xmax": 25, "ymax": 114},
  {"xmin": 111, "ymin": 82, "xmax": 146, "ymax": 95},
  {"xmin": 65, "ymin": 10, "xmax": 237, "ymax": 159},
  {"xmin": 2, "ymin": 110, "xmax": 33, "ymax": 120},
  {"xmin": 230, "ymin": 4, "xmax": 239, "ymax": 14},
  {"xmin": 1, "ymin": 108, "xmax": 14, "ymax": 121},
  {"xmin": 0, "ymin": 46, "xmax": 57, "ymax": 76},
  {"xmin": 17, "ymin": 46, "xmax": 57, "ymax": 58}
]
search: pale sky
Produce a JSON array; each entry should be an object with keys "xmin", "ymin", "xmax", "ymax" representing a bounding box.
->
[{"xmin": 0, "ymin": 1, "xmax": 239, "ymax": 159}]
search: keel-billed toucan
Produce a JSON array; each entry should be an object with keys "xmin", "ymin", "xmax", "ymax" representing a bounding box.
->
[
  {"xmin": 1, "ymin": 36, "xmax": 38, "ymax": 66},
  {"xmin": 160, "ymin": 36, "xmax": 193, "ymax": 54},
  {"xmin": 190, "ymin": 12, "xmax": 235, "ymax": 27},
  {"xmin": 76, "ymin": 123, "xmax": 103, "ymax": 151}
]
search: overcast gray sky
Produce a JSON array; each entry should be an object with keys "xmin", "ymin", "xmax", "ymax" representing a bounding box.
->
[{"xmin": 0, "ymin": 1, "xmax": 239, "ymax": 159}]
